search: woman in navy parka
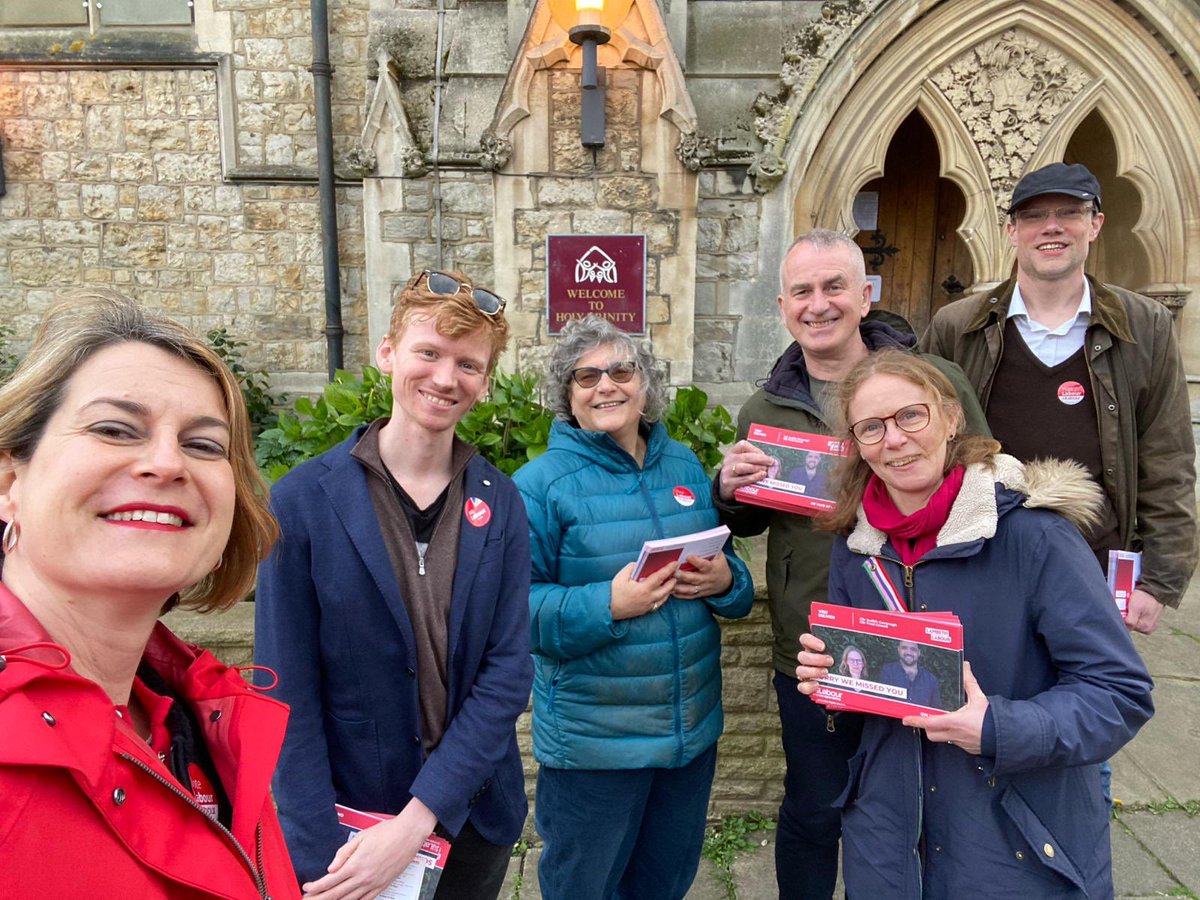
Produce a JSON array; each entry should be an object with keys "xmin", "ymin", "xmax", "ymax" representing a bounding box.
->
[
  {"xmin": 796, "ymin": 351, "xmax": 1153, "ymax": 899},
  {"xmin": 514, "ymin": 316, "xmax": 754, "ymax": 900}
]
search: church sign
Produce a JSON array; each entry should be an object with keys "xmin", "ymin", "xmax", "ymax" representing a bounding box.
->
[{"xmin": 546, "ymin": 234, "xmax": 646, "ymax": 334}]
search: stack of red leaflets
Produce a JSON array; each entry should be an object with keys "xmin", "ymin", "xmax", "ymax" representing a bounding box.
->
[
  {"xmin": 808, "ymin": 602, "xmax": 964, "ymax": 720},
  {"xmin": 1107, "ymin": 549, "xmax": 1141, "ymax": 615},
  {"xmin": 733, "ymin": 423, "xmax": 847, "ymax": 516},
  {"xmin": 630, "ymin": 525, "xmax": 730, "ymax": 582}
]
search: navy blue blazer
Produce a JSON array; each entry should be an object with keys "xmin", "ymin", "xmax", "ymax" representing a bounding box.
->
[{"xmin": 254, "ymin": 426, "xmax": 533, "ymax": 885}]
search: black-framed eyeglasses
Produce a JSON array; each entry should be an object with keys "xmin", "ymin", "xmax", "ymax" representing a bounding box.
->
[
  {"xmin": 569, "ymin": 360, "xmax": 639, "ymax": 388},
  {"xmin": 414, "ymin": 270, "xmax": 506, "ymax": 316},
  {"xmin": 849, "ymin": 403, "xmax": 931, "ymax": 445},
  {"xmin": 1012, "ymin": 205, "xmax": 1093, "ymax": 225}
]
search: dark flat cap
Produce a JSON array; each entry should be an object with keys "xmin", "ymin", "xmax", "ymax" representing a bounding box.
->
[{"xmin": 1009, "ymin": 162, "xmax": 1102, "ymax": 213}]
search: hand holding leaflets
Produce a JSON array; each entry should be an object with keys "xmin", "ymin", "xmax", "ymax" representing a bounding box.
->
[
  {"xmin": 304, "ymin": 803, "xmax": 449, "ymax": 900},
  {"xmin": 801, "ymin": 602, "xmax": 965, "ymax": 720},
  {"xmin": 730, "ymin": 424, "xmax": 848, "ymax": 516},
  {"xmin": 901, "ymin": 661, "xmax": 988, "ymax": 755},
  {"xmin": 630, "ymin": 525, "xmax": 731, "ymax": 582},
  {"xmin": 617, "ymin": 525, "xmax": 732, "ymax": 618}
]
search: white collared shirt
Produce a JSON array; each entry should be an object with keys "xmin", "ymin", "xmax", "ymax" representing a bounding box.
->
[{"xmin": 1008, "ymin": 280, "xmax": 1091, "ymax": 367}]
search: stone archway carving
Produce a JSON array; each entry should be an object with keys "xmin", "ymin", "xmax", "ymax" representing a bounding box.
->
[{"xmin": 785, "ymin": 0, "xmax": 1200, "ymax": 296}]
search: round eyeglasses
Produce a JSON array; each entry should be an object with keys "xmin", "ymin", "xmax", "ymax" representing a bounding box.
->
[
  {"xmin": 849, "ymin": 403, "xmax": 931, "ymax": 445},
  {"xmin": 569, "ymin": 360, "xmax": 639, "ymax": 388}
]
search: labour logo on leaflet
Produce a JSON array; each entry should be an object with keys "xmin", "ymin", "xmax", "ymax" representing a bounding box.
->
[
  {"xmin": 673, "ymin": 486, "xmax": 696, "ymax": 507},
  {"xmin": 1058, "ymin": 381, "xmax": 1086, "ymax": 406},
  {"xmin": 464, "ymin": 497, "xmax": 492, "ymax": 527}
]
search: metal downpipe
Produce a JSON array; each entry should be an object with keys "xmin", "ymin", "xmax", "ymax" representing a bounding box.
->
[{"xmin": 310, "ymin": 0, "xmax": 344, "ymax": 380}]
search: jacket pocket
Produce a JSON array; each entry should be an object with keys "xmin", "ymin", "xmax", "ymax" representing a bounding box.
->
[
  {"xmin": 999, "ymin": 783, "xmax": 1086, "ymax": 892},
  {"xmin": 326, "ymin": 712, "xmax": 386, "ymax": 802},
  {"xmin": 833, "ymin": 747, "xmax": 866, "ymax": 810}
]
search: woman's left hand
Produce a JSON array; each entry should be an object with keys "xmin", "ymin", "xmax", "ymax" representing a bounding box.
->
[
  {"xmin": 674, "ymin": 552, "xmax": 732, "ymax": 600},
  {"xmin": 902, "ymin": 660, "xmax": 988, "ymax": 756}
]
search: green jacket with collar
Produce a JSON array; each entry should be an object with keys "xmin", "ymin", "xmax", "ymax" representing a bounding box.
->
[
  {"xmin": 714, "ymin": 314, "xmax": 989, "ymax": 675},
  {"xmin": 923, "ymin": 275, "xmax": 1197, "ymax": 608}
]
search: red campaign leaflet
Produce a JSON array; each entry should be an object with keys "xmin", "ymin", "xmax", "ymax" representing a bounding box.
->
[
  {"xmin": 335, "ymin": 804, "xmax": 451, "ymax": 900},
  {"xmin": 733, "ymin": 423, "xmax": 848, "ymax": 517},
  {"xmin": 1107, "ymin": 549, "xmax": 1141, "ymax": 615},
  {"xmin": 808, "ymin": 602, "xmax": 964, "ymax": 720},
  {"xmin": 630, "ymin": 525, "xmax": 730, "ymax": 582}
]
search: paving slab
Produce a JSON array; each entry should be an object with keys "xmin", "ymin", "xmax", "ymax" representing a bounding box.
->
[
  {"xmin": 498, "ymin": 853, "xmax": 525, "ymax": 900},
  {"xmin": 1111, "ymin": 816, "xmax": 1181, "ymax": 897},
  {"xmin": 517, "ymin": 847, "xmax": 543, "ymax": 900},
  {"xmin": 727, "ymin": 830, "xmax": 775, "ymax": 899},
  {"xmin": 1116, "ymin": 679, "xmax": 1200, "ymax": 803},
  {"xmin": 685, "ymin": 856, "xmax": 731, "ymax": 900},
  {"xmin": 1120, "ymin": 810, "xmax": 1200, "ymax": 893}
]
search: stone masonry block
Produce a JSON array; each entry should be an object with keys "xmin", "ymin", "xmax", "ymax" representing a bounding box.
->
[
  {"xmin": 0, "ymin": 220, "xmax": 43, "ymax": 246},
  {"xmin": 694, "ymin": 341, "xmax": 733, "ymax": 383},
  {"xmin": 536, "ymin": 177, "xmax": 596, "ymax": 208},
  {"xmin": 696, "ymin": 316, "xmax": 738, "ymax": 342},
  {"xmin": 632, "ymin": 210, "xmax": 678, "ymax": 254},
  {"xmin": 440, "ymin": 180, "xmax": 491, "ymax": 214},
  {"xmin": 697, "ymin": 219, "xmax": 722, "ymax": 253},
  {"xmin": 213, "ymin": 252, "xmax": 257, "ymax": 285},
  {"xmin": 381, "ymin": 213, "xmax": 431, "ymax": 242},
  {"xmin": 43, "ymin": 219, "xmax": 101, "ymax": 245},
  {"xmin": 81, "ymin": 184, "xmax": 119, "ymax": 219},
  {"xmin": 102, "ymin": 223, "xmax": 167, "ymax": 267},
  {"xmin": 596, "ymin": 176, "xmax": 655, "ymax": 210},
  {"xmin": 571, "ymin": 209, "xmax": 631, "ymax": 234},
  {"xmin": 11, "ymin": 248, "xmax": 80, "ymax": 286},
  {"xmin": 126, "ymin": 117, "xmax": 191, "ymax": 152},
  {"xmin": 137, "ymin": 185, "xmax": 183, "ymax": 222}
]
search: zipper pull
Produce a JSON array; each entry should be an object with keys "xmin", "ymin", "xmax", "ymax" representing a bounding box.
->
[
  {"xmin": 418, "ymin": 552, "xmax": 426, "ymax": 576},
  {"xmin": 826, "ymin": 714, "xmax": 836, "ymax": 733},
  {"xmin": 904, "ymin": 565, "xmax": 913, "ymax": 589}
]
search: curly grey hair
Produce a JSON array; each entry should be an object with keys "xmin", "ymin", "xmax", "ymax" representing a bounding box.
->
[{"xmin": 544, "ymin": 316, "xmax": 669, "ymax": 424}]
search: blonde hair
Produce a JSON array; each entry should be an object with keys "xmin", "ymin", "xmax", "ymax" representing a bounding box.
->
[
  {"xmin": 0, "ymin": 290, "xmax": 278, "ymax": 612},
  {"xmin": 819, "ymin": 350, "xmax": 1000, "ymax": 534},
  {"xmin": 389, "ymin": 270, "xmax": 510, "ymax": 372}
]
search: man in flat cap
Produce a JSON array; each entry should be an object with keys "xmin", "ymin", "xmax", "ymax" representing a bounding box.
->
[{"xmin": 925, "ymin": 162, "xmax": 1196, "ymax": 641}]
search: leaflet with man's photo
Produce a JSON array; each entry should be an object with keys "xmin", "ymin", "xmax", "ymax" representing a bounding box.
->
[
  {"xmin": 808, "ymin": 602, "xmax": 964, "ymax": 720},
  {"xmin": 733, "ymin": 423, "xmax": 848, "ymax": 516}
]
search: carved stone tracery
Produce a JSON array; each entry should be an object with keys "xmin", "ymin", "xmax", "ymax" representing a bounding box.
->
[{"xmin": 931, "ymin": 29, "xmax": 1091, "ymax": 218}]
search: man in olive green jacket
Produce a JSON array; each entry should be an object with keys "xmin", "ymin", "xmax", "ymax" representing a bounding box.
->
[
  {"xmin": 924, "ymin": 162, "xmax": 1197, "ymax": 634},
  {"xmin": 713, "ymin": 229, "xmax": 987, "ymax": 900}
]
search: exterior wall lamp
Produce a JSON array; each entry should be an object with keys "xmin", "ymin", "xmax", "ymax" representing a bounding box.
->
[{"xmin": 568, "ymin": 0, "xmax": 610, "ymax": 148}]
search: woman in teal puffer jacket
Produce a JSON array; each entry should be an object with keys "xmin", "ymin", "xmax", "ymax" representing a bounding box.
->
[{"xmin": 514, "ymin": 316, "xmax": 754, "ymax": 900}]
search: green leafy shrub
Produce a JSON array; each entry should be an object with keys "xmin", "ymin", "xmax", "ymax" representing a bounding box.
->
[
  {"xmin": 255, "ymin": 366, "xmax": 393, "ymax": 482},
  {"xmin": 662, "ymin": 384, "xmax": 736, "ymax": 476},
  {"xmin": 255, "ymin": 366, "xmax": 738, "ymax": 486},
  {"xmin": 206, "ymin": 328, "xmax": 286, "ymax": 436},
  {"xmin": 456, "ymin": 369, "xmax": 554, "ymax": 476}
]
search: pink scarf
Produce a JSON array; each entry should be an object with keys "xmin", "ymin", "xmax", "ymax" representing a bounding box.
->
[{"xmin": 862, "ymin": 466, "xmax": 966, "ymax": 565}]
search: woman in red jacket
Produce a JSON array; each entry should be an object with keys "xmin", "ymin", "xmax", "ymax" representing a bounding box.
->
[{"xmin": 0, "ymin": 291, "xmax": 295, "ymax": 899}]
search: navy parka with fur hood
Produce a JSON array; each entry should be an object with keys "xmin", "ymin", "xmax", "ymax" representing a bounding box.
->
[{"xmin": 830, "ymin": 456, "xmax": 1153, "ymax": 899}]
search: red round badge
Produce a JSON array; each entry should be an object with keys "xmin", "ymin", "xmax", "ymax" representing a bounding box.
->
[
  {"xmin": 672, "ymin": 486, "xmax": 696, "ymax": 507},
  {"xmin": 1057, "ymin": 381, "xmax": 1086, "ymax": 406},
  {"xmin": 464, "ymin": 497, "xmax": 492, "ymax": 527}
]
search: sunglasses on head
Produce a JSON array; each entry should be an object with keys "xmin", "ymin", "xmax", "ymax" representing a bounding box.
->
[
  {"xmin": 569, "ymin": 360, "xmax": 639, "ymax": 388},
  {"xmin": 415, "ymin": 270, "xmax": 506, "ymax": 316}
]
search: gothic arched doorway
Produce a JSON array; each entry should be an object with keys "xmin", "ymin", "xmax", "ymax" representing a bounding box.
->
[{"xmin": 853, "ymin": 111, "xmax": 973, "ymax": 337}]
